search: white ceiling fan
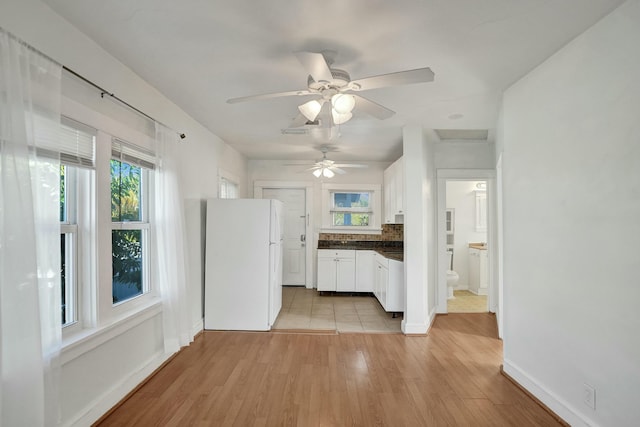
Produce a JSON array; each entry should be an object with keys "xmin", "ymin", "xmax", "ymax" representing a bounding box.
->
[
  {"xmin": 304, "ymin": 146, "xmax": 368, "ymax": 178},
  {"xmin": 227, "ymin": 50, "xmax": 434, "ymax": 126}
]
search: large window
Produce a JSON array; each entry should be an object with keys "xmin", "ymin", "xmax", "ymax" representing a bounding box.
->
[{"xmin": 111, "ymin": 139, "xmax": 153, "ymax": 304}]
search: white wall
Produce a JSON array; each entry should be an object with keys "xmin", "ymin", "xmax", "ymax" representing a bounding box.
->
[
  {"xmin": 402, "ymin": 125, "xmax": 437, "ymax": 334},
  {"xmin": 446, "ymin": 181, "xmax": 488, "ymax": 288},
  {"xmin": 435, "ymin": 141, "xmax": 495, "ymax": 169},
  {"xmin": 0, "ymin": 1, "xmax": 247, "ymax": 425},
  {"xmin": 499, "ymin": 1, "xmax": 640, "ymax": 425}
]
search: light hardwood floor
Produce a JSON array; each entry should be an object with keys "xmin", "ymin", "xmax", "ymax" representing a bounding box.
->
[{"xmin": 96, "ymin": 314, "xmax": 562, "ymax": 426}]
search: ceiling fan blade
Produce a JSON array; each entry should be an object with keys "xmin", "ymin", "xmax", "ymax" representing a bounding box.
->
[
  {"xmin": 350, "ymin": 67, "xmax": 434, "ymax": 91},
  {"xmin": 289, "ymin": 114, "xmax": 309, "ymax": 128},
  {"xmin": 330, "ymin": 167, "xmax": 347, "ymax": 175},
  {"xmin": 353, "ymin": 95, "xmax": 395, "ymax": 120},
  {"xmin": 332, "ymin": 163, "xmax": 369, "ymax": 168},
  {"xmin": 294, "ymin": 51, "xmax": 334, "ymax": 83},
  {"xmin": 227, "ymin": 89, "xmax": 313, "ymax": 104}
]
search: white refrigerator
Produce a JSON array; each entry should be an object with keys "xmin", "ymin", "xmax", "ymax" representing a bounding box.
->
[{"xmin": 204, "ymin": 198, "xmax": 284, "ymax": 331}]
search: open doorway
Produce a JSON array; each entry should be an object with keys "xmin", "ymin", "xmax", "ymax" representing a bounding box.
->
[
  {"xmin": 436, "ymin": 170, "xmax": 498, "ymax": 321},
  {"xmin": 444, "ymin": 180, "xmax": 488, "ymax": 313}
]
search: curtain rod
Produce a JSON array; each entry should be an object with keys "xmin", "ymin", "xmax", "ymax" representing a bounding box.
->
[{"xmin": 62, "ymin": 66, "xmax": 186, "ymax": 140}]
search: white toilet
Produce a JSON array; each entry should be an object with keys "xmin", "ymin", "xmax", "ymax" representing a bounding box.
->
[{"xmin": 446, "ymin": 251, "xmax": 459, "ymax": 299}]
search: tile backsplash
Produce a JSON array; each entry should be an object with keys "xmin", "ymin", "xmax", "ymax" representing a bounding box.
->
[{"xmin": 319, "ymin": 224, "xmax": 403, "ymax": 242}]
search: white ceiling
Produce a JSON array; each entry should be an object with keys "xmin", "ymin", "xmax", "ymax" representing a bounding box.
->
[{"xmin": 43, "ymin": 0, "xmax": 623, "ymax": 162}]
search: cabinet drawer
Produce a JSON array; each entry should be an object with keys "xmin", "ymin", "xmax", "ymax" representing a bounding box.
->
[{"xmin": 318, "ymin": 249, "xmax": 355, "ymax": 259}]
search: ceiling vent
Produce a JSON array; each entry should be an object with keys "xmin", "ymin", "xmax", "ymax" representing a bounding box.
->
[
  {"xmin": 281, "ymin": 128, "xmax": 308, "ymax": 135},
  {"xmin": 281, "ymin": 119, "xmax": 321, "ymax": 135},
  {"xmin": 434, "ymin": 129, "xmax": 489, "ymax": 141}
]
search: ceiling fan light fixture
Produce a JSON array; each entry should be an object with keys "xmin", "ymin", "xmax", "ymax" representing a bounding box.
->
[
  {"xmin": 323, "ymin": 168, "xmax": 335, "ymax": 178},
  {"xmin": 331, "ymin": 93, "xmax": 355, "ymax": 114},
  {"xmin": 298, "ymin": 100, "xmax": 322, "ymax": 121},
  {"xmin": 331, "ymin": 109, "xmax": 352, "ymax": 125},
  {"xmin": 312, "ymin": 168, "xmax": 322, "ymax": 178}
]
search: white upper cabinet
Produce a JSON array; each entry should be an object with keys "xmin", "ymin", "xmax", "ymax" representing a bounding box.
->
[{"xmin": 383, "ymin": 156, "xmax": 404, "ymax": 223}]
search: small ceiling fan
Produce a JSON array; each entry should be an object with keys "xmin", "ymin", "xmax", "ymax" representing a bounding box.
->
[
  {"xmin": 227, "ymin": 50, "xmax": 434, "ymax": 126},
  {"xmin": 304, "ymin": 147, "xmax": 368, "ymax": 178}
]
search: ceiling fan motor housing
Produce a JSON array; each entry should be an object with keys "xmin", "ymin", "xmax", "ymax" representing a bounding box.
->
[{"xmin": 307, "ymin": 69, "xmax": 351, "ymax": 90}]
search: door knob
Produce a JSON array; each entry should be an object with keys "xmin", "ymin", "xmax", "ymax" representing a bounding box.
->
[{"xmin": 300, "ymin": 234, "xmax": 306, "ymax": 242}]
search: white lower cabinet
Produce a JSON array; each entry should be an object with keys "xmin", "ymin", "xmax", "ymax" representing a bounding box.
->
[
  {"xmin": 336, "ymin": 257, "xmax": 356, "ymax": 292},
  {"xmin": 468, "ymin": 248, "xmax": 488, "ymax": 295},
  {"xmin": 374, "ymin": 253, "xmax": 404, "ymax": 312},
  {"xmin": 355, "ymin": 250, "xmax": 375, "ymax": 292},
  {"xmin": 317, "ymin": 250, "xmax": 356, "ymax": 292},
  {"xmin": 317, "ymin": 249, "xmax": 403, "ymax": 312}
]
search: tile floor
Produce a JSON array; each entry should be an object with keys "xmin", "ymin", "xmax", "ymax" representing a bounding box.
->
[
  {"xmin": 273, "ymin": 287, "xmax": 402, "ymax": 333},
  {"xmin": 447, "ymin": 290, "xmax": 488, "ymax": 313}
]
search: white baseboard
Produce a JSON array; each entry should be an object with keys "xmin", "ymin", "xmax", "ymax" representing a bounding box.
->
[
  {"xmin": 401, "ymin": 321, "xmax": 428, "ymax": 334},
  {"xmin": 192, "ymin": 318, "xmax": 204, "ymax": 338},
  {"xmin": 67, "ymin": 351, "xmax": 170, "ymax": 427},
  {"xmin": 502, "ymin": 359, "xmax": 597, "ymax": 427},
  {"xmin": 401, "ymin": 307, "xmax": 439, "ymax": 335}
]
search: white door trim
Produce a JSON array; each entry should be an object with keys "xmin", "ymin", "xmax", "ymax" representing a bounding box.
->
[{"xmin": 254, "ymin": 181, "xmax": 314, "ymax": 289}]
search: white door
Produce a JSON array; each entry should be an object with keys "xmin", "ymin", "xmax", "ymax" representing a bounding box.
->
[{"xmin": 262, "ymin": 188, "xmax": 306, "ymax": 285}]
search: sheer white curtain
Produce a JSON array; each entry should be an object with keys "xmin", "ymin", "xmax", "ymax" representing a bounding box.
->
[
  {"xmin": 0, "ymin": 29, "xmax": 62, "ymax": 426},
  {"xmin": 154, "ymin": 123, "xmax": 192, "ymax": 354}
]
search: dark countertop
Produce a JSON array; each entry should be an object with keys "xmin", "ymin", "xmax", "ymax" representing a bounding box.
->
[
  {"xmin": 318, "ymin": 240, "xmax": 404, "ymax": 262},
  {"xmin": 375, "ymin": 249, "xmax": 404, "ymax": 262}
]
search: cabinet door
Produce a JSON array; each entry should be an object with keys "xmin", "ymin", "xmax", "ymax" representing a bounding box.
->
[
  {"xmin": 374, "ymin": 261, "xmax": 382, "ymax": 300},
  {"xmin": 479, "ymin": 250, "xmax": 488, "ymax": 289},
  {"xmin": 386, "ymin": 260, "xmax": 404, "ymax": 312},
  {"xmin": 395, "ymin": 157, "xmax": 404, "ymax": 215},
  {"xmin": 317, "ymin": 257, "xmax": 336, "ymax": 291},
  {"xmin": 355, "ymin": 251, "xmax": 375, "ymax": 292},
  {"xmin": 336, "ymin": 258, "xmax": 356, "ymax": 292},
  {"xmin": 383, "ymin": 165, "xmax": 395, "ymax": 223},
  {"xmin": 379, "ymin": 265, "xmax": 389, "ymax": 310},
  {"xmin": 468, "ymin": 248, "xmax": 480, "ymax": 292}
]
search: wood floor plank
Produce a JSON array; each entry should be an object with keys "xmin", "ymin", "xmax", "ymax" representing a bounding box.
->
[{"xmin": 95, "ymin": 314, "xmax": 563, "ymax": 427}]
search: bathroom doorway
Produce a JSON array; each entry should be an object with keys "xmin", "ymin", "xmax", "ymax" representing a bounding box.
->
[
  {"xmin": 436, "ymin": 170, "xmax": 498, "ymax": 318},
  {"xmin": 445, "ymin": 180, "xmax": 488, "ymax": 313}
]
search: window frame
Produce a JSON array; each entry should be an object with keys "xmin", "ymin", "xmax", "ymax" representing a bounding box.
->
[
  {"xmin": 321, "ymin": 183, "xmax": 382, "ymax": 233},
  {"xmin": 58, "ymin": 117, "xmax": 97, "ymax": 337},
  {"xmin": 60, "ymin": 165, "xmax": 79, "ymax": 329}
]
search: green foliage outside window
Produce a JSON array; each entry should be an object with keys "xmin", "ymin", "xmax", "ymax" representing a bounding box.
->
[
  {"xmin": 111, "ymin": 159, "xmax": 141, "ymax": 222},
  {"xmin": 111, "ymin": 159, "xmax": 144, "ymax": 303}
]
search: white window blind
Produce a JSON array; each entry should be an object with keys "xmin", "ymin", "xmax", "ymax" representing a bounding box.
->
[
  {"xmin": 111, "ymin": 138, "xmax": 155, "ymax": 170},
  {"xmin": 31, "ymin": 115, "xmax": 96, "ymax": 167},
  {"xmin": 59, "ymin": 117, "xmax": 96, "ymax": 168}
]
